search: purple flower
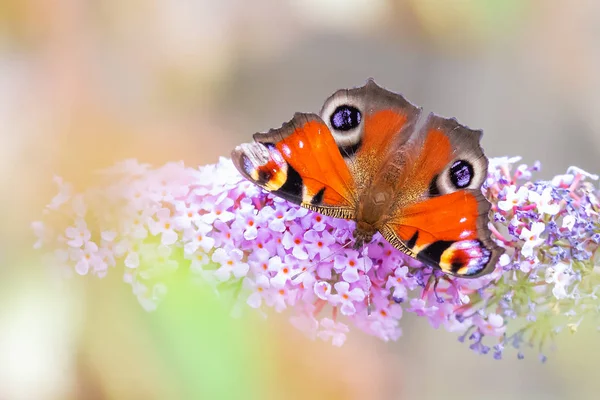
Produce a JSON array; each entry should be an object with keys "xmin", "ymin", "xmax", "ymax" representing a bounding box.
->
[
  {"xmin": 330, "ymin": 281, "xmax": 366, "ymax": 316},
  {"xmin": 212, "ymin": 248, "xmax": 249, "ymax": 282},
  {"xmin": 314, "ymin": 281, "xmax": 332, "ymax": 300},
  {"xmin": 32, "ymin": 156, "xmax": 600, "ymax": 362},
  {"xmin": 303, "ymin": 230, "xmax": 336, "ymax": 259},
  {"xmin": 281, "ymin": 225, "xmax": 309, "ymax": 260},
  {"xmin": 333, "ymin": 250, "xmax": 371, "ymax": 283}
]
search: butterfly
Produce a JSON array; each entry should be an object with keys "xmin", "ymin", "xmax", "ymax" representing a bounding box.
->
[{"xmin": 231, "ymin": 79, "xmax": 504, "ymax": 278}]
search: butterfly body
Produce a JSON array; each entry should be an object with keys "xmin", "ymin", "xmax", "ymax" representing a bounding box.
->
[
  {"xmin": 232, "ymin": 79, "xmax": 503, "ymax": 278},
  {"xmin": 348, "ymin": 173, "xmax": 400, "ymax": 249}
]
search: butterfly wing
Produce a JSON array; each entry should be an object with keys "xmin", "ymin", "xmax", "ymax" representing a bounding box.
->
[
  {"xmin": 317, "ymin": 79, "xmax": 422, "ymax": 194},
  {"xmin": 380, "ymin": 114, "xmax": 503, "ymax": 278},
  {"xmin": 231, "ymin": 113, "xmax": 357, "ymax": 218}
]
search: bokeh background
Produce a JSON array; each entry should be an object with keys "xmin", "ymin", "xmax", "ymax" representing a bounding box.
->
[{"xmin": 1, "ymin": 0, "xmax": 600, "ymax": 399}]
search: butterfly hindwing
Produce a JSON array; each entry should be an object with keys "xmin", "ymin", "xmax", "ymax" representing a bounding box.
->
[{"xmin": 381, "ymin": 190, "xmax": 502, "ymax": 277}]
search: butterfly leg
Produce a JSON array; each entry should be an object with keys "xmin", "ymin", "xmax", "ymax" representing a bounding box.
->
[{"xmin": 421, "ymin": 268, "xmax": 446, "ymax": 304}]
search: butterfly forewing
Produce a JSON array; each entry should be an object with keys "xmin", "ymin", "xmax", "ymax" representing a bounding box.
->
[{"xmin": 232, "ymin": 113, "xmax": 357, "ymax": 219}]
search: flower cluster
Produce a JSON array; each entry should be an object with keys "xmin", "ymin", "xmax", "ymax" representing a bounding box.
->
[{"xmin": 32, "ymin": 156, "xmax": 600, "ymax": 361}]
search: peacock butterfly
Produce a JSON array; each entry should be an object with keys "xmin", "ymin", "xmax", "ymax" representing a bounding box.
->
[{"xmin": 231, "ymin": 79, "xmax": 503, "ymax": 278}]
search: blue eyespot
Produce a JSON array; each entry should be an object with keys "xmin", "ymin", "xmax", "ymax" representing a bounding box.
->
[
  {"xmin": 330, "ymin": 105, "xmax": 361, "ymax": 131},
  {"xmin": 449, "ymin": 160, "xmax": 473, "ymax": 188}
]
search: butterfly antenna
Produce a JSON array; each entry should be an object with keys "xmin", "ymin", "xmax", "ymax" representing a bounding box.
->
[
  {"xmin": 322, "ymin": 240, "xmax": 353, "ymax": 263},
  {"xmin": 363, "ymin": 244, "xmax": 372, "ymax": 316}
]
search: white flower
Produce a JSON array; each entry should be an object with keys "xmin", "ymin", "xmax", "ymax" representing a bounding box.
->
[
  {"xmin": 519, "ymin": 222, "xmax": 546, "ymax": 258},
  {"xmin": 562, "ymin": 215, "xmax": 576, "ymax": 231},
  {"xmin": 498, "ymin": 253, "xmax": 511, "ymax": 267},
  {"xmin": 551, "ymin": 168, "xmax": 598, "ymax": 187},
  {"xmin": 212, "ymin": 248, "xmax": 249, "ymax": 281},
  {"xmin": 272, "ymin": 286, "xmax": 294, "ymax": 312},
  {"xmin": 173, "ymin": 201, "xmax": 201, "ymax": 230},
  {"xmin": 498, "ymin": 186, "xmax": 529, "ymax": 211},
  {"xmin": 148, "ymin": 208, "xmax": 178, "ymax": 245},
  {"xmin": 72, "ymin": 241, "xmax": 105, "ymax": 275},
  {"xmin": 244, "ymin": 275, "xmax": 271, "ymax": 308},
  {"xmin": 385, "ymin": 265, "xmax": 416, "ymax": 300},
  {"xmin": 65, "ymin": 219, "xmax": 91, "ymax": 248},
  {"xmin": 474, "ymin": 313, "xmax": 506, "ymax": 337},
  {"xmin": 528, "ymin": 188, "xmax": 560, "ymax": 216},
  {"xmin": 545, "ymin": 262, "xmax": 573, "ymax": 299},
  {"xmin": 258, "ymin": 205, "xmax": 296, "ymax": 233},
  {"xmin": 566, "ymin": 166, "xmax": 599, "ymax": 181},
  {"xmin": 183, "ymin": 222, "xmax": 215, "ymax": 255},
  {"xmin": 270, "ymin": 261, "xmax": 296, "ymax": 288},
  {"xmin": 122, "ymin": 209, "xmax": 151, "ymax": 239}
]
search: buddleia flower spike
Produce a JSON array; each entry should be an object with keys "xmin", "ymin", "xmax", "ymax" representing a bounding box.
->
[{"xmin": 33, "ymin": 156, "xmax": 600, "ymax": 361}]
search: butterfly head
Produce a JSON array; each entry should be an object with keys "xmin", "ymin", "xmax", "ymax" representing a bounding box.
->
[{"xmin": 352, "ymin": 222, "xmax": 377, "ymax": 250}]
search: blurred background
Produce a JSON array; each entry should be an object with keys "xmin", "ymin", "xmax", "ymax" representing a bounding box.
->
[{"xmin": 1, "ymin": 0, "xmax": 599, "ymax": 399}]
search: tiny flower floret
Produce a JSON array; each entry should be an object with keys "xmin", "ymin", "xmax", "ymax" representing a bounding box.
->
[
  {"xmin": 330, "ymin": 281, "xmax": 365, "ymax": 315},
  {"xmin": 519, "ymin": 222, "xmax": 546, "ymax": 258},
  {"xmin": 498, "ymin": 186, "xmax": 529, "ymax": 211},
  {"xmin": 528, "ymin": 187, "xmax": 560, "ymax": 216}
]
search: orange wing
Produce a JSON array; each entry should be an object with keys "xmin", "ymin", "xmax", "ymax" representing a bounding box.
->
[
  {"xmin": 231, "ymin": 113, "xmax": 357, "ymax": 218},
  {"xmin": 381, "ymin": 191, "xmax": 502, "ymax": 277},
  {"xmin": 380, "ymin": 114, "xmax": 504, "ymax": 278}
]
